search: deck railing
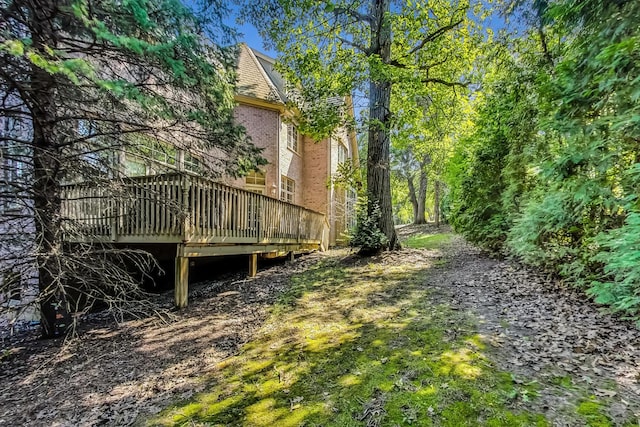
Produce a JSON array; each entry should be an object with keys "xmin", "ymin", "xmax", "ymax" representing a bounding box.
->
[{"xmin": 61, "ymin": 173, "xmax": 325, "ymax": 245}]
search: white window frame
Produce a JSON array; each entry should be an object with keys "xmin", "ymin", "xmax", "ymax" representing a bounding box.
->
[
  {"xmin": 287, "ymin": 124, "xmax": 299, "ymax": 153},
  {"xmin": 280, "ymin": 175, "xmax": 295, "ymax": 204},
  {"xmin": 245, "ymin": 170, "xmax": 266, "ymax": 194},
  {"xmin": 337, "ymin": 141, "xmax": 348, "ymax": 164}
]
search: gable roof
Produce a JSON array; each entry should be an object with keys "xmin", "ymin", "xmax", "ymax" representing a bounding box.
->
[
  {"xmin": 252, "ymin": 50, "xmax": 289, "ymax": 103},
  {"xmin": 235, "ymin": 44, "xmax": 287, "ymax": 105}
]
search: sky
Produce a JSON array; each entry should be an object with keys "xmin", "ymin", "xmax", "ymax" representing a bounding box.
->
[
  {"xmin": 224, "ymin": 5, "xmax": 276, "ymax": 57},
  {"xmin": 223, "ymin": 2, "xmax": 512, "ymax": 60}
]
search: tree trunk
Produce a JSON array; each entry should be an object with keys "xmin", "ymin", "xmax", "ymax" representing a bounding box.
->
[
  {"xmin": 414, "ymin": 154, "xmax": 430, "ymax": 224},
  {"xmin": 406, "ymin": 175, "xmax": 418, "ymax": 222},
  {"xmin": 29, "ymin": 2, "xmax": 71, "ymax": 338},
  {"xmin": 367, "ymin": 0, "xmax": 398, "ymax": 250},
  {"xmin": 415, "ymin": 168, "xmax": 428, "ymax": 224},
  {"xmin": 434, "ymin": 180, "xmax": 441, "ymax": 227}
]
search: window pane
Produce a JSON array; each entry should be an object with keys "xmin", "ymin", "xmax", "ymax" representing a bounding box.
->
[
  {"xmin": 246, "ymin": 171, "xmax": 265, "ymax": 186},
  {"xmin": 280, "ymin": 175, "xmax": 295, "ymax": 203},
  {"xmin": 287, "ymin": 124, "xmax": 298, "ymax": 152}
]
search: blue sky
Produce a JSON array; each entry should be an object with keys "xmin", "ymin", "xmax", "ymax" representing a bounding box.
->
[
  {"xmin": 224, "ymin": 2, "xmax": 510, "ymax": 59},
  {"xmin": 224, "ymin": 5, "xmax": 276, "ymax": 57}
]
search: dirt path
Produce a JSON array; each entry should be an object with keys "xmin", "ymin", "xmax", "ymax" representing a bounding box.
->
[
  {"xmin": 1, "ymin": 227, "xmax": 639, "ymax": 426},
  {"xmin": 421, "ymin": 235, "xmax": 640, "ymax": 425}
]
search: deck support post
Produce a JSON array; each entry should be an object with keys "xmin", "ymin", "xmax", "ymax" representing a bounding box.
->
[
  {"xmin": 175, "ymin": 256, "xmax": 189, "ymax": 308},
  {"xmin": 289, "ymin": 251, "xmax": 295, "ymax": 262},
  {"xmin": 248, "ymin": 253, "xmax": 258, "ymax": 277}
]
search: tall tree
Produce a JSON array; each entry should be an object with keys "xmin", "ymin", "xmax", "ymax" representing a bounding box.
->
[
  {"xmin": 391, "ymin": 74, "xmax": 474, "ymax": 225},
  {"xmin": 240, "ymin": 0, "xmax": 477, "ymax": 251},
  {"xmin": 0, "ymin": 0, "xmax": 262, "ymax": 337}
]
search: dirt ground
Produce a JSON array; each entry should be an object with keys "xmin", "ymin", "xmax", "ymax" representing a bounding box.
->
[
  {"xmin": 0, "ymin": 254, "xmax": 328, "ymax": 426},
  {"xmin": 1, "ymin": 225, "xmax": 639, "ymax": 426},
  {"xmin": 421, "ymin": 235, "xmax": 640, "ymax": 425}
]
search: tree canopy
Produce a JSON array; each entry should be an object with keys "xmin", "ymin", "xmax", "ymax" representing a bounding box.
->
[
  {"xmin": 239, "ymin": 0, "xmax": 480, "ymax": 251},
  {"xmin": 446, "ymin": 0, "xmax": 640, "ymax": 316},
  {"xmin": 0, "ymin": 0, "xmax": 262, "ymax": 336}
]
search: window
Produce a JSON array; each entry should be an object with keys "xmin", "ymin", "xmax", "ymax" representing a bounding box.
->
[
  {"xmin": 245, "ymin": 170, "xmax": 266, "ymax": 186},
  {"xmin": 280, "ymin": 175, "xmax": 295, "ymax": 204},
  {"xmin": 287, "ymin": 124, "xmax": 299, "ymax": 153},
  {"xmin": 184, "ymin": 152, "xmax": 201, "ymax": 174},
  {"xmin": 337, "ymin": 141, "xmax": 348, "ymax": 164},
  {"xmin": 124, "ymin": 135, "xmax": 179, "ymax": 176},
  {"xmin": 245, "ymin": 170, "xmax": 266, "ymax": 194}
]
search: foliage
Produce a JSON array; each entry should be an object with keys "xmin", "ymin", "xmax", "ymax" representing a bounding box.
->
[
  {"xmin": 331, "ymin": 158, "xmax": 363, "ymax": 193},
  {"xmin": 445, "ymin": 0, "xmax": 640, "ymax": 316},
  {"xmin": 349, "ymin": 197, "xmax": 389, "ymax": 255},
  {"xmin": 589, "ymin": 211, "xmax": 640, "ymax": 314},
  {"xmin": 0, "ymin": 0, "xmax": 262, "ymax": 336}
]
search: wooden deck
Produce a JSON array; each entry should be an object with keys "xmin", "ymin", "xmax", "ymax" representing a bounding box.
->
[{"xmin": 61, "ymin": 173, "xmax": 327, "ymax": 306}]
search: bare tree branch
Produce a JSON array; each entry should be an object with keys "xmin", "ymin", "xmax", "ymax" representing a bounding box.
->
[
  {"xmin": 408, "ymin": 19, "xmax": 464, "ymax": 56},
  {"xmin": 334, "ymin": 7, "xmax": 373, "ymax": 24}
]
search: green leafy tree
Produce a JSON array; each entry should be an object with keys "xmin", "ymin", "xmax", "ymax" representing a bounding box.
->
[
  {"xmin": 447, "ymin": 0, "xmax": 640, "ymax": 316},
  {"xmin": 446, "ymin": 36, "xmax": 550, "ymax": 251},
  {"xmin": 0, "ymin": 0, "xmax": 262, "ymax": 337},
  {"xmin": 392, "ymin": 75, "xmax": 474, "ymax": 225},
  {"xmin": 239, "ymin": 0, "xmax": 478, "ymax": 252}
]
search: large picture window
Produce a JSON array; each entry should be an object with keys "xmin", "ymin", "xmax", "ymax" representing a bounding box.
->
[{"xmin": 280, "ymin": 175, "xmax": 295, "ymax": 204}]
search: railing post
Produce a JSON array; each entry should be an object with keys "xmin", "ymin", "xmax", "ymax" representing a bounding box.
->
[
  {"xmin": 256, "ymin": 196, "xmax": 262, "ymax": 243},
  {"xmin": 110, "ymin": 198, "xmax": 118, "ymax": 242},
  {"xmin": 181, "ymin": 175, "xmax": 191, "ymax": 242}
]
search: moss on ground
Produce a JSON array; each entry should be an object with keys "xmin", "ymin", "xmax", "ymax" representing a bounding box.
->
[
  {"xmin": 149, "ymin": 235, "xmax": 548, "ymax": 426},
  {"xmin": 149, "ymin": 230, "xmax": 637, "ymax": 426},
  {"xmin": 403, "ymin": 233, "xmax": 454, "ymax": 249},
  {"xmin": 577, "ymin": 399, "xmax": 613, "ymax": 427}
]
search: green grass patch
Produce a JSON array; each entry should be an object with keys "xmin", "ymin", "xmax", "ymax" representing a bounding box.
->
[
  {"xmin": 149, "ymin": 252, "xmax": 547, "ymax": 427},
  {"xmin": 550, "ymin": 375, "xmax": 574, "ymax": 389},
  {"xmin": 402, "ymin": 233, "xmax": 454, "ymax": 249},
  {"xmin": 577, "ymin": 398, "xmax": 613, "ymax": 427}
]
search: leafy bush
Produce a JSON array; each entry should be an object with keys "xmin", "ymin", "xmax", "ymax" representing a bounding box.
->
[
  {"xmin": 445, "ymin": 0, "xmax": 640, "ymax": 317},
  {"xmin": 349, "ymin": 198, "xmax": 389, "ymax": 255},
  {"xmin": 589, "ymin": 210, "xmax": 640, "ymax": 315}
]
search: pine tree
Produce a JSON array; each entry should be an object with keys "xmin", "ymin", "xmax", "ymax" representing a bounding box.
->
[{"xmin": 0, "ymin": 0, "xmax": 262, "ymax": 337}]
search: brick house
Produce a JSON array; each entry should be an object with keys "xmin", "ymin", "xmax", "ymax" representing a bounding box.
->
[
  {"xmin": 226, "ymin": 44, "xmax": 359, "ymax": 247},
  {"xmin": 0, "ymin": 44, "xmax": 358, "ymax": 323}
]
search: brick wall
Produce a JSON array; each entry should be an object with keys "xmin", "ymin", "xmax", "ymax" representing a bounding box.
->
[
  {"xmin": 302, "ymin": 136, "xmax": 330, "ymax": 215},
  {"xmin": 227, "ymin": 101, "xmax": 356, "ymax": 247},
  {"xmin": 226, "ymin": 103, "xmax": 280, "ymax": 197}
]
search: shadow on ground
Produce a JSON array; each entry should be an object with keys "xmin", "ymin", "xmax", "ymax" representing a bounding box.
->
[{"xmin": 150, "ymin": 245, "xmax": 547, "ymax": 427}]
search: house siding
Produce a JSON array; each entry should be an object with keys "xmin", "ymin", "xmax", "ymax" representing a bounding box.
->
[
  {"xmin": 227, "ymin": 103, "xmax": 280, "ymax": 196},
  {"xmin": 302, "ymin": 137, "xmax": 330, "ymax": 215},
  {"xmin": 278, "ymin": 120, "xmax": 304, "ymax": 206}
]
